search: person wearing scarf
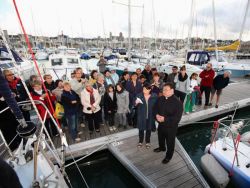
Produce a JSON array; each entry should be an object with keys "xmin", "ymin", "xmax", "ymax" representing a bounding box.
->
[
  {"xmin": 3, "ymin": 69, "xmax": 30, "ymax": 121},
  {"xmin": 30, "ymin": 80, "xmax": 57, "ymax": 137},
  {"xmin": 81, "ymin": 81, "xmax": 101, "ymax": 134},
  {"xmin": 174, "ymin": 66, "xmax": 190, "ymax": 103}
]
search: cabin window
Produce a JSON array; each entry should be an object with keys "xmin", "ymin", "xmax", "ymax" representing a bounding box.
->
[
  {"xmin": 0, "ymin": 51, "xmax": 11, "ymax": 60},
  {"xmin": 67, "ymin": 58, "xmax": 79, "ymax": 64},
  {"xmin": 200, "ymin": 54, "xmax": 208, "ymax": 63},
  {"xmin": 188, "ymin": 53, "xmax": 196, "ymax": 62},
  {"xmin": 51, "ymin": 58, "xmax": 63, "ymax": 66},
  {"xmin": 0, "ymin": 63, "xmax": 14, "ymax": 69}
]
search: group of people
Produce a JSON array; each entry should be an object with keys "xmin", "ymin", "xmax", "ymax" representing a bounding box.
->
[
  {"xmin": 0, "ymin": 60, "xmax": 230, "ymax": 164},
  {"xmin": 167, "ymin": 63, "xmax": 230, "ymax": 114}
]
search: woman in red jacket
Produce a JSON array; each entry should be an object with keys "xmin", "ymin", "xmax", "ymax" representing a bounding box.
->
[
  {"xmin": 31, "ymin": 80, "xmax": 57, "ymax": 137},
  {"xmin": 199, "ymin": 63, "xmax": 215, "ymax": 107}
]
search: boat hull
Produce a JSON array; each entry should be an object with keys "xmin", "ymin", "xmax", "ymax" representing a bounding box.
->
[{"xmin": 206, "ymin": 139, "xmax": 250, "ymax": 188}]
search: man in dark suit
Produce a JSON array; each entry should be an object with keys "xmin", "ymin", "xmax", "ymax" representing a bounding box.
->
[{"xmin": 154, "ymin": 82, "xmax": 183, "ymax": 164}]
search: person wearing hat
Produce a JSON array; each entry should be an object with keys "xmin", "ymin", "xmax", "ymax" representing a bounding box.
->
[{"xmin": 209, "ymin": 71, "xmax": 231, "ymax": 108}]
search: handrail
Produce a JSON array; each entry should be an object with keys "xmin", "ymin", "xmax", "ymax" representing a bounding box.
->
[
  {"xmin": 0, "ymin": 100, "xmax": 67, "ymax": 168},
  {"xmin": 214, "ymin": 115, "xmax": 242, "ymax": 166}
]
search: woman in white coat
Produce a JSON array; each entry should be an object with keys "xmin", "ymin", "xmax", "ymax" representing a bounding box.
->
[{"xmin": 81, "ymin": 81, "xmax": 101, "ymax": 133}]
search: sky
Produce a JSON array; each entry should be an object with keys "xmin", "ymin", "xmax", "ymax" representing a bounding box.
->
[{"xmin": 1, "ymin": 0, "xmax": 250, "ymax": 40}]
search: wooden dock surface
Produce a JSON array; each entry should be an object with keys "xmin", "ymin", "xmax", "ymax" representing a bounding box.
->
[{"xmin": 110, "ymin": 132, "xmax": 209, "ymax": 188}]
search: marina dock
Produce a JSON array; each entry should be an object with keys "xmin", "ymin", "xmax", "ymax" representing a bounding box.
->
[
  {"xmin": 54, "ymin": 80, "xmax": 250, "ymax": 188},
  {"xmin": 109, "ymin": 133, "xmax": 209, "ymax": 188},
  {"xmin": 65, "ymin": 130, "xmax": 209, "ymax": 188}
]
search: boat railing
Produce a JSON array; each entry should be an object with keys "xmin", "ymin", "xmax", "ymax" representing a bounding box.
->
[
  {"xmin": 0, "ymin": 100, "xmax": 67, "ymax": 170},
  {"xmin": 214, "ymin": 115, "xmax": 250, "ymax": 166}
]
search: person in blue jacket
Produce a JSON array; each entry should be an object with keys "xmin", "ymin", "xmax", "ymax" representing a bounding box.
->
[
  {"xmin": 135, "ymin": 83, "xmax": 157, "ymax": 148},
  {"xmin": 61, "ymin": 81, "xmax": 81, "ymax": 142},
  {"xmin": 209, "ymin": 71, "xmax": 231, "ymax": 108}
]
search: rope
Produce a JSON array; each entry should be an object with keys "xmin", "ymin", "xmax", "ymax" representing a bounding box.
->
[
  {"xmin": 65, "ymin": 142, "xmax": 108, "ymax": 168},
  {"xmin": 12, "ymin": 0, "xmax": 61, "ymax": 129},
  {"xmin": 179, "ymin": 118, "xmax": 250, "ymax": 125},
  {"xmin": 229, "ymin": 134, "xmax": 241, "ymax": 177},
  {"xmin": 208, "ymin": 120, "xmax": 219, "ymax": 154},
  {"xmin": 68, "ymin": 147, "xmax": 90, "ymax": 188}
]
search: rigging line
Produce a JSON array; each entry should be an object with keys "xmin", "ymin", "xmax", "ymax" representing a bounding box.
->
[
  {"xmin": 7, "ymin": 134, "xmax": 18, "ymax": 147},
  {"xmin": 68, "ymin": 147, "xmax": 90, "ymax": 188},
  {"xmin": 65, "ymin": 134, "xmax": 119, "ymax": 168},
  {"xmin": 65, "ymin": 142, "xmax": 108, "ymax": 168},
  {"xmin": 12, "ymin": 0, "xmax": 61, "ymax": 129},
  {"xmin": 179, "ymin": 118, "xmax": 250, "ymax": 125},
  {"xmin": 0, "ymin": 100, "xmax": 64, "ymax": 166}
]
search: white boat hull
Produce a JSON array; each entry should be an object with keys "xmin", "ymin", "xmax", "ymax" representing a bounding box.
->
[{"xmin": 205, "ymin": 138, "xmax": 250, "ymax": 188}]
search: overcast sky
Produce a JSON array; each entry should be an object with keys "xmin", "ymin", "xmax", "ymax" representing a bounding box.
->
[{"xmin": 1, "ymin": 0, "xmax": 250, "ymax": 40}]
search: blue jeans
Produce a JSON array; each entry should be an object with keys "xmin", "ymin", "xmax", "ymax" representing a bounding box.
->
[{"xmin": 65, "ymin": 114, "xmax": 78, "ymax": 140}]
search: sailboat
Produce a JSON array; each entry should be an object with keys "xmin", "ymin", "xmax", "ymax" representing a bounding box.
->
[
  {"xmin": 205, "ymin": 40, "xmax": 240, "ymax": 52},
  {"xmin": 0, "ymin": 28, "xmax": 70, "ymax": 187},
  {"xmin": 202, "ymin": 115, "xmax": 250, "ymax": 188}
]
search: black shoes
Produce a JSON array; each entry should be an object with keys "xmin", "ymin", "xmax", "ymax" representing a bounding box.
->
[
  {"xmin": 162, "ymin": 158, "xmax": 170, "ymax": 164},
  {"xmin": 153, "ymin": 147, "xmax": 166, "ymax": 152},
  {"xmin": 215, "ymin": 104, "xmax": 218, "ymax": 108}
]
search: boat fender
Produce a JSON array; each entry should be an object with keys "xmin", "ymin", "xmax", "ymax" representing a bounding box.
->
[
  {"xmin": 201, "ymin": 153, "xmax": 229, "ymax": 188},
  {"xmin": 240, "ymin": 131, "xmax": 250, "ymax": 145}
]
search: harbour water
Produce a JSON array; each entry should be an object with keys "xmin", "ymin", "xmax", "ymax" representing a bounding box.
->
[
  {"xmin": 177, "ymin": 106, "xmax": 250, "ymax": 188},
  {"xmin": 65, "ymin": 149, "xmax": 143, "ymax": 188}
]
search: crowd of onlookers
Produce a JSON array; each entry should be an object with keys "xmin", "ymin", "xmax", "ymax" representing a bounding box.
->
[{"xmin": 1, "ymin": 61, "xmax": 231, "ymax": 143}]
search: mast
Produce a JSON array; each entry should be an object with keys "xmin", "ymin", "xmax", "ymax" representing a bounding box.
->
[
  {"xmin": 236, "ymin": 0, "xmax": 250, "ymax": 54},
  {"xmin": 128, "ymin": 0, "xmax": 131, "ymax": 60},
  {"xmin": 112, "ymin": 0, "xmax": 143, "ymax": 60},
  {"xmin": 186, "ymin": 0, "xmax": 195, "ymax": 63},
  {"xmin": 80, "ymin": 19, "xmax": 86, "ymax": 49},
  {"xmin": 187, "ymin": 0, "xmax": 194, "ymax": 51},
  {"xmin": 101, "ymin": 11, "xmax": 107, "ymax": 49},
  {"xmin": 212, "ymin": 0, "xmax": 218, "ymax": 61},
  {"xmin": 140, "ymin": 4, "xmax": 144, "ymax": 50},
  {"xmin": 152, "ymin": 0, "xmax": 157, "ymax": 51}
]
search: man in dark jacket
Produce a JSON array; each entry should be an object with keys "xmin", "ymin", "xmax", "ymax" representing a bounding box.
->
[
  {"xmin": 44, "ymin": 74, "xmax": 56, "ymax": 92},
  {"xmin": 125, "ymin": 72, "xmax": 143, "ymax": 127},
  {"xmin": 97, "ymin": 55, "xmax": 107, "ymax": 74},
  {"xmin": 210, "ymin": 71, "xmax": 231, "ymax": 108},
  {"xmin": 154, "ymin": 82, "xmax": 183, "ymax": 164},
  {"xmin": 141, "ymin": 64, "xmax": 153, "ymax": 83},
  {"xmin": 166, "ymin": 66, "xmax": 178, "ymax": 88}
]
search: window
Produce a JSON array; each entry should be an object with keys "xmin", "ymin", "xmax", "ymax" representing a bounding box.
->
[
  {"xmin": 67, "ymin": 58, "xmax": 79, "ymax": 64},
  {"xmin": 0, "ymin": 63, "xmax": 14, "ymax": 69},
  {"xmin": 188, "ymin": 53, "xmax": 196, "ymax": 62},
  {"xmin": 0, "ymin": 51, "xmax": 11, "ymax": 60},
  {"xmin": 51, "ymin": 58, "xmax": 63, "ymax": 66}
]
